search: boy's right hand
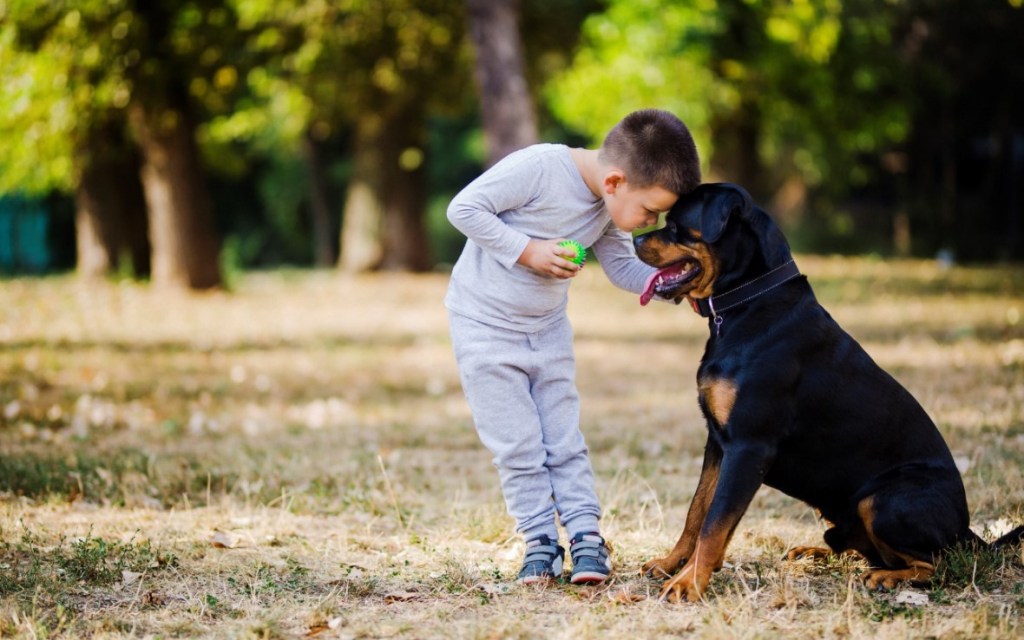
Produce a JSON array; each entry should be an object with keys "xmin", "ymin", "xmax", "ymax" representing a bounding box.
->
[{"xmin": 517, "ymin": 239, "xmax": 583, "ymax": 279}]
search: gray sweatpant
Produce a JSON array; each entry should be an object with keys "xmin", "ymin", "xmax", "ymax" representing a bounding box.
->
[{"xmin": 449, "ymin": 311, "xmax": 601, "ymax": 541}]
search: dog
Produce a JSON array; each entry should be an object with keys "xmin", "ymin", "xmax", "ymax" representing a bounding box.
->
[{"xmin": 633, "ymin": 182, "xmax": 1024, "ymax": 603}]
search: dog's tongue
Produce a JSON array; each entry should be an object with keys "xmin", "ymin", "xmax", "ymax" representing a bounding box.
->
[
  {"xmin": 641, "ymin": 262, "xmax": 698, "ymax": 306},
  {"xmin": 640, "ymin": 270, "xmax": 662, "ymax": 306}
]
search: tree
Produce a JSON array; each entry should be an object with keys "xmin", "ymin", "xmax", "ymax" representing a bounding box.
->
[
  {"xmin": 466, "ymin": 0, "xmax": 537, "ymax": 167},
  {"xmin": 74, "ymin": 120, "xmax": 149, "ymax": 278},
  {"xmin": 0, "ymin": 4, "xmax": 150, "ymax": 280},
  {"xmin": 548, "ymin": 0, "xmax": 1024, "ymax": 259},
  {"xmin": 233, "ymin": 0, "xmax": 469, "ymax": 273},
  {"xmin": 0, "ymin": 0, "xmax": 242, "ymax": 288}
]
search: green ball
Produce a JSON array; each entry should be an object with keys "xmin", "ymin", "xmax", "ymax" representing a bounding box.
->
[{"xmin": 558, "ymin": 239, "xmax": 586, "ymax": 266}]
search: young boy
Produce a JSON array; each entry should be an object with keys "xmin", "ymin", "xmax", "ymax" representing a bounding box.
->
[{"xmin": 445, "ymin": 109, "xmax": 701, "ymax": 584}]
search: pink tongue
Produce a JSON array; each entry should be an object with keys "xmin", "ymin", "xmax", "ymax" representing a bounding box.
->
[{"xmin": 639, "ymin": 270, "xmax": 660, "ymax": 306}]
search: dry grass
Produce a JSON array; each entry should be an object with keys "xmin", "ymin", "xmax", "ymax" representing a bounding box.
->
[{"xmin": 0, "ymin": 256, "xmax": 1022, "ymax": 638}]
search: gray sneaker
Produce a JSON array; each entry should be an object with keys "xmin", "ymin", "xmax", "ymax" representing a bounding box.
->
[
  {"xmin": 569, "ymin": 532, "xmax": 611, "ymax": 584},
  {"xmin": 516, "ymin": 534, "xmax": 565, "ymax": 584}
]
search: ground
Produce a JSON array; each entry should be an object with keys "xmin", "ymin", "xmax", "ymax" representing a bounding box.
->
[{"xmin": 1, "ymin": 256, "xmax": 1022, "ymax": 638}]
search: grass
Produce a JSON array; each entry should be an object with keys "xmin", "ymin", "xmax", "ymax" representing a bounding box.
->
[{"xmin": 0, "ymin": 256, "xmax": 1022, "ymax": 638}]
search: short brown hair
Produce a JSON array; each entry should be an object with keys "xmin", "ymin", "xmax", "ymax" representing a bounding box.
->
[{"xmin": 599, "ymin": 109, "xmax": 701, "ymax": 196}]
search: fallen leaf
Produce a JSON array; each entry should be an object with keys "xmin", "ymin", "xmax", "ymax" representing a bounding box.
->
[
  {"xmin": 383, "ymin": 591, "xmax": 421, "ymax": 603},
  {"xmin": 479, "ymin": 582, "xmax": 511, "ymax": 596},
  {"xmin": 305, "ymin": 616, "xmax": 344, "ymax": 637},
  {"xmin": 609, "ymin": 589, "xmax": 646, "ymax": 604},
  {"xmin": 210, "ymin": 530, "xmax": 242, "ymax": 548},
  {"xmin": 895, "ymin": 590, "xmax": 929, "ymax": 606}
]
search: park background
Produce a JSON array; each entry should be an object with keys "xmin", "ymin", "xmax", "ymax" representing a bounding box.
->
[
  {"xmin": 2, "ymin": 0, "xmax": 1023, "ymax": 282},
  {"xmin": 1, "ymin": 1, "xmax": 1023, "ymax": 638}
]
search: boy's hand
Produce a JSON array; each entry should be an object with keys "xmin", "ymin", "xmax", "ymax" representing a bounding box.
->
[{"xmin": 517, "ymin": 239, "xmax": 583, "ymax": 279}]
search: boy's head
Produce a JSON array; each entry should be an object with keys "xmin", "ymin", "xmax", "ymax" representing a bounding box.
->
[
  {"xmin": 597, "ymin": 109, "xmax": 702, "ymax": 232},
  {"xmin": 600, "ymin": 109, "xmax": 701, "ymax": 195}
]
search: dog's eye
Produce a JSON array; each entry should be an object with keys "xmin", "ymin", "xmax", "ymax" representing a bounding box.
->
[{"xmin": 666, "ymin": 220, "xmax": 677, "ymax": 235}]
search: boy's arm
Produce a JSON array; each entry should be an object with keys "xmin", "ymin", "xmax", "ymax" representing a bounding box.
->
[
  {"xmin": 447, "ymin": 152, "xmax": 580, "ymax": 278},
  {"xmin": 591, "ymin": 225, "xmax": 658, "ymax": 293},
  {"xmin": 448, "ymin": 182, "xmax": 532, "ymax": 270}
]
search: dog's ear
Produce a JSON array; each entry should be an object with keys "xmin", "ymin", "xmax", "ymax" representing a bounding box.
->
[{"xmin": 700, "ymin": 183, "xmax": 753, "ymax": 243}]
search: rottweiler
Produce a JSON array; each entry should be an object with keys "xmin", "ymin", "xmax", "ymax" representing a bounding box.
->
[{"xmin": 633, "ymin": 182, "xmax": 1024, "ymax": 603}]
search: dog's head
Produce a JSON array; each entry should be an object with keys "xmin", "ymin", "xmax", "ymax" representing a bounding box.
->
[{"xmin": 635, "ymin": 183, "xmax": 791, "ymax": 306}]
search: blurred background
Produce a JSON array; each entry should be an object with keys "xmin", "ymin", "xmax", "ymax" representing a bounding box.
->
[{"xmin": 2, "ymin": 0, "xmax": 1022, "ymax": 289}]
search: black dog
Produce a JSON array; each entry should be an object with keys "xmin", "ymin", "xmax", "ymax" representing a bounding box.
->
[{"xmin": 633, "ymin": 182, "xmax": 1024, "ymax": 603}]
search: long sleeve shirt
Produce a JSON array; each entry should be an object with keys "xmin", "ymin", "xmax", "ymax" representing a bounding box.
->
[{"xmin": 445, "ymin": 144, "xmax": 656, "ymax": 331}]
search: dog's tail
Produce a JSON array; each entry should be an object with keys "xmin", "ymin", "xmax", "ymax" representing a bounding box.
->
[{"xmin": 992, "ymin": 525, "xmax": 1024, "ymax": 548}]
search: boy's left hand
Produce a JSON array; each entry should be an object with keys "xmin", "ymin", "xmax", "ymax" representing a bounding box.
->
[{"xmin": 517, "ymin": 239, "xmax": 584, "ymax": 279}]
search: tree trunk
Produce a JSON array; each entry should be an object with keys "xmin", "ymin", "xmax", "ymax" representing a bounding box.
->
[
  {"xmin": 339, "ymin": 109, "xmax": 432, "ymax": 273},
  {"xmin": 130, "ymin": 103, "xmax": 222, "ymax": 290},
  {"xmin": 709, "ymin": 99, "xmax": 763, "ymax": 196},
  {"xmin": 466, "ymin": 0, "xmax": 538, "ymax": 167},
  {"xmin": 302, "ymin": 129, "xmax": 335, "ymax": 267},
  {"xmin": 75, "ymin": 123, "xmax": 149, "ymax": 279}
]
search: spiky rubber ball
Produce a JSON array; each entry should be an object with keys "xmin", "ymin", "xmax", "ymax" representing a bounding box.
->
[{"xmin": 558, "ymin": 239, "xmax": 586, "ymax": 266}]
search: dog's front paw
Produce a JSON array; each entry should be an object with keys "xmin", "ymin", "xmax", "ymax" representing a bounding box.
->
[
  {"xmin": 657, "ymin": 564, "xmax": 709, "ymax": 603},
  {"xmin": 642, "ymin": 556, "xmax": 683, "ymax": 579}
]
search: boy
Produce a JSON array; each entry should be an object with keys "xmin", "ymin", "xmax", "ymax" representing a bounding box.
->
[{"xmin": 445, "ymin": 109, "xmax": 701, "ymax": 584}]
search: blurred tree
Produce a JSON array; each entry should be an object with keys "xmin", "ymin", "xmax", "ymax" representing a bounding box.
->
[
  {"xmin": 549, "ymin": 0, "xmax": 1024, "ymax": 259},
  {"xmin": 232, "ymin": 0, "xmax": 470, "ymax": 273},
  {"xmin": 0, "ymin": 3, "xmax": 150, "ymax": 279},
  {"xmin": 0, "ymin": 0, "xmax": 251, "ymax": 288},
  {"xmin": 75, "ymin": 120, "xmax": 150, "ymax": 278},
  {"xmin": 548, "ymin": 0, "xmax": 907, "ymax": 201},
  {"xmin": 466, "ymin": 0, "xmax": 537, "ymax": 166},
  {"xmin": 893, "ymin": 0, "xmax": 1024, "ymax": 260}
]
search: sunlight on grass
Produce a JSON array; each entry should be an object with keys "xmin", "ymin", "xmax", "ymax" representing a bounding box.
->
[{"xmin": 0, "ymin": 256, "xmax": 1022, "ymax": 637}]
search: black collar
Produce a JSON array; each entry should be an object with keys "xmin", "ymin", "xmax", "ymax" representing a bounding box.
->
[{"xmin": 692, "ymin": 260, "xmax": 802, "ymax": 319}]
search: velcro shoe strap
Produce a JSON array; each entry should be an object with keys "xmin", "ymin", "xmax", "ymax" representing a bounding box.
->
[
  {"xmin": 571, "ymin": 539, "xmax": 606, "ymax": 555},
  {"xmin": 572, "ymin": 546, "xmax": 603, "ymax": 559},
  {"xmin": 524, "ymin": 545, "xmax": 559, "ymax": 561}
]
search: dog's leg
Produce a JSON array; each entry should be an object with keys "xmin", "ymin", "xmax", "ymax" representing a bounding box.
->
[
  {"xmin": 853, "ymin": 468, "xmax": 970, "ymax": 590},
  {"xmin": 856, "ymin": 494, "xmax": 940, "ymax": 590},
  {"xmin": 786, "ymin": 516, "xmax": 871, "ymax": 562},
  {"xmin": 658, "ymin": 441, "xmax": 773, "ymax": 603},
  {"xmin": 643, "ymin": 440, "xmax": 721, "ymax": 579}
]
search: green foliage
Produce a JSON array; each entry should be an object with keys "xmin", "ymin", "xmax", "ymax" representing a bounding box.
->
[
  {"xmin": 546, "ymin": 0, "xmax": 719, "ymax": 155},
  {"xmin": 0, "ymin": 528, "xmax": 176, "ymax": 596},
  {"xmin": 0, "ymin": 448, "xmax": 149, "ymax": 503},
  {"xmin": 547, "ymin": 0, "xmax": 911, "ymax": 193},
  {"xmin": 934, "ymin": 540, "xmax": 1018, "ymax": 592},
  {"xmin": 0, "ymin": 0, "xmax": 252, "ymax": 195}
]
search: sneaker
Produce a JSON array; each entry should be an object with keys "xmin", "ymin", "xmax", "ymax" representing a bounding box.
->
[
  {"xmin": 569, "ymin": 532, "xmax": 611, "ymax": 584},
  {"xmin": 516, "ymin": 534, "xmax": 565, "ymax": 584}
]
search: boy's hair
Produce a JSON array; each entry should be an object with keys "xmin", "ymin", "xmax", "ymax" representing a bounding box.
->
[{"xmin": 599, "ymin": 109, "xmax": 701, "ymax": 196}]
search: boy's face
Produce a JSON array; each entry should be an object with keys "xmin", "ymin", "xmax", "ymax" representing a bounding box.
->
[{"xmin": 603, "ymin": 174, "xmax": 678, "ymax": 233}]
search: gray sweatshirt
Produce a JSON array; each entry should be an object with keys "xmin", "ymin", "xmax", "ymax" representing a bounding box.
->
[{"xmin": 445, "ymin": 144, "xmax": 657, "ymax": 331}]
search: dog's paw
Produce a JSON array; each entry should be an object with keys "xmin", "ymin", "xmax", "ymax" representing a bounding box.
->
[
  {"xmin": 862, "ymin": 566, "xmax": 933, "ymax": 591},
  {"xmin": 657, "ymin": 564, "xmax": 708, "ymax": 604},
  {"xmin": 784, "ymin": 546, "xmax": 832, "ymax": 561},
  {"xmin": 642, "ymin": 556, "xmax": 682, "ymax": 579}
]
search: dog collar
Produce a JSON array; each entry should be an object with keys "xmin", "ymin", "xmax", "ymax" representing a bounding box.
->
[{"xmin": 692, "ymin": 260, "xmax": 802, "ymax": 320}]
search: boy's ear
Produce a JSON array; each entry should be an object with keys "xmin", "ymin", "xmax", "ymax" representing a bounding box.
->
[
  {"xmin": 602, "ymin": 169, "xmax": 626, "ymax": 194},
  {"xmin": 700, "ymin": 183, "xmax": 752, "ymax": 243}
]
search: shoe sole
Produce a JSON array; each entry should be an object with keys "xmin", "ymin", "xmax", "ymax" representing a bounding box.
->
[
  {"xmin": 570, "ymin": 571, "xmax": 608, "ymax": 584},
  {"xmin": 518, "ymin": 574, "xmax": 560, "ymax": 585}
]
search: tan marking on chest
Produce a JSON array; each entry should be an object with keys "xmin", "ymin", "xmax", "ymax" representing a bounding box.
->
[{"xmin": 699, "ymin": 378, "xmax": 738, "ymax": 427}]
